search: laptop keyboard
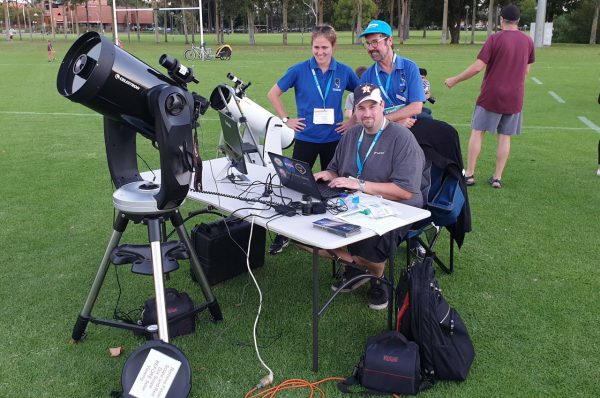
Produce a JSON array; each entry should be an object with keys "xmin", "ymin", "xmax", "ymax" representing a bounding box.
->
[{"xmin": 316, "ymin": 181, "xmax": 343, "ymax": 199}]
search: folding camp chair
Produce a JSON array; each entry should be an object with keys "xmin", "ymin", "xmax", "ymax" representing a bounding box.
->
[
  {"xmin": 406, "ymin": 163, "xmax": 465, "ymax": 274},
  {"xmin": 404, "ymin": 118, "xmax": 471, "ymax": 274}
]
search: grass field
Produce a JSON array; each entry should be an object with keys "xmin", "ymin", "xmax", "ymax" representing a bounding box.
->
[{"xmin": 1, "ymin": 31, "xmax": 599, "ymax": 397}]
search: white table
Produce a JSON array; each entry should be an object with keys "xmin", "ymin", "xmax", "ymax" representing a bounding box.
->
[{"xmin": 143, "ymin": 158, "xmax": 430, "ymax": 371}]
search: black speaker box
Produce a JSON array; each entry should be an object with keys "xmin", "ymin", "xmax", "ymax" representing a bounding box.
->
[{"xmin": 191, "ymin": 217, "xmax": 266, "ymax": 285}]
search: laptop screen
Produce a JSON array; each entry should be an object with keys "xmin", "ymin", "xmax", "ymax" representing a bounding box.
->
[
  {"xmin": 219, "ymin": 113, "xmax": 247, "ymax": 175},
  {"xmin": 268, "ymin": 152, "xmax": 323, "ymax": 200}
]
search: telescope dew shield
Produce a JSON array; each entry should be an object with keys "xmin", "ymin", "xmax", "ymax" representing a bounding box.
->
[{"xmin": 57, "ymin": 31, "xmax": 172, "ymax": 140}]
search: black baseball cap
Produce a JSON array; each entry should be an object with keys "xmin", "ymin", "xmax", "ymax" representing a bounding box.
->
[{"xmin": 500, "ymin": 4, "xmax": 520, "ymax": 21}]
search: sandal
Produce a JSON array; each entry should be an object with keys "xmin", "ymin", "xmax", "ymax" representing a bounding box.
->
[
  {"xmin": 464, "ymin": 175, "xmax": 476, "ymax": 186},
  {"xmin": 488, "ymin": 176, "xmax": 502, "ymax": 189}
]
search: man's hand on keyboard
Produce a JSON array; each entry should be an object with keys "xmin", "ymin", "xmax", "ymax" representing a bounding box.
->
[
  {"xmin": 328, "ymin": 177, "xmax": 360, "ymax": 191},
  {"xmin": 314, "ymin": 170, "xmax": 337, "ymax": 182}
]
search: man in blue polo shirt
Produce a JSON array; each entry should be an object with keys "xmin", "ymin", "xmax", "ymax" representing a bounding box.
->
[{"xmin": 359, "ymin": 20, "xmax": 425, "ymax": 129}]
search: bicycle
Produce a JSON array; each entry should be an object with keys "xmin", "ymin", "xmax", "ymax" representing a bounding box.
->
[{"xmin": 184, "ymin": 43, "xmax": 214, "ymax": 61}]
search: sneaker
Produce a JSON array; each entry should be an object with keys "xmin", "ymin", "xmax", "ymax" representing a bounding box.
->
[
  {"xmin": 268, "ymin": 234, "xmax": 289, "ymax": 255},
  {"xmin": 413, "ymin": 243, "xmax": 427, "ymax": 258},
  {"xmin": 367, "ymin": 278, "xmax": 389, "ymax": 310},
  {"xmin": 409, "ymin": 238, "xmax": 427, "ymax": 258},
  {"xmin": 331, "ymin": 265, "xmax": 370, "ymax": 292}
]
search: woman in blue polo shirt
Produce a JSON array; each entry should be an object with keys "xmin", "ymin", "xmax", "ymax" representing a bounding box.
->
[{"xmin": 268, "ymin": 24, "xmax": 359, "ymax": 171}]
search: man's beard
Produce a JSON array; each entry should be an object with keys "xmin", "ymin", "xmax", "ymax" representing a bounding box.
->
[
  {"xmin": 361, "ymin": 118, "xmax": 376, "ymax": 130},
  {"xmin": 369, "ymin": 50, "xmax": 383, "ymax": 62}
]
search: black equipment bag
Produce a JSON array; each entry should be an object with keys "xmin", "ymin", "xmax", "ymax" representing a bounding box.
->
[
  {"xmin": 142, "ymin": 288, "xmax": 196, "ymax": 338},
  {"xmin": 338, "ymin": 331, "xmax": 427, "ymax": 396},
  {"xmin": 191, "ymin": 216, "xmax": 265, "ymax": 286},
  {"xmin": 396, "ymin": 257, "xmax": 475, "ymax": 381}
]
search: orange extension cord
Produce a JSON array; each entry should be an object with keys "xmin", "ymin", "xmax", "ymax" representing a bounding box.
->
[{"xmin": 244, "ymin": 377, "xmax": 345, "ymax": 398}]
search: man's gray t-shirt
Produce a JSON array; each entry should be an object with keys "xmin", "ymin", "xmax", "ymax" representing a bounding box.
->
[{"xmin": 328, "ymin": 121, "xmax": 428, "ymax": 208}]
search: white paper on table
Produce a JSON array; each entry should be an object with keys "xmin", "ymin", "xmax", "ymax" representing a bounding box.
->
[
  {"xmin": 128, "ymin": 348, "xmax": 182, "ymax": 398},
  {"xmin": 336, "ymin": 211, "xmax": 408, "ymax": 235}
]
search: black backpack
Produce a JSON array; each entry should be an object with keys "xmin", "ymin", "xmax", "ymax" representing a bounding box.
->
[{"xmin": 396, "ymin": 257, "xmax": 475, "ymax": 381}]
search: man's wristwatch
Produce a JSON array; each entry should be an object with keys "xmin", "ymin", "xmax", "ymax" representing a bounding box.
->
[
  {"xmin": 358, "ymin": 179, "xmax": 366, "ymax": 192},
  {"xmin": 282, "ymin": 116, "xmax": 289, "ymax": 123}
]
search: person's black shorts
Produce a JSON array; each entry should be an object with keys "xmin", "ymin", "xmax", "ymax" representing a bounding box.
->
[{"xmin": 347, "ymin": 226, "xmax": 409, "ymax": 264}]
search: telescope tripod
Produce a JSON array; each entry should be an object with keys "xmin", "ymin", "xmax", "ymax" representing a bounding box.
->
[{"xmin": 71, "ymin": 204, "xmax": 222, "ymax": 344}]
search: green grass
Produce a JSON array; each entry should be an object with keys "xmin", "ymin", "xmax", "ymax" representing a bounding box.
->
[{"xmin": 1, "ymin": 32, "xmax": 599, "ymax": 397}]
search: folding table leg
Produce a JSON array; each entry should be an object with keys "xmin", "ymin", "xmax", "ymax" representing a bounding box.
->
[{"xmin": 312, "ymin": 248, "xmax": 320, "ymax": 372}]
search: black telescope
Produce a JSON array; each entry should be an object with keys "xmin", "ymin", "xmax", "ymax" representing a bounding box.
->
[{"xmin": 57, "ymin": 31, "xmax": 200, "ymax": 210}]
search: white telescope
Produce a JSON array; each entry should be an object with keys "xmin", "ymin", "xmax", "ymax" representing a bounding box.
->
[{"xmin": 209, "ymin": 79, "xmax": 294, "ymax": 167}]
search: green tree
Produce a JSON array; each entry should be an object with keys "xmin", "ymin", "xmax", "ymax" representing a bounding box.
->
[
  {"xmin": 411, "ymin": 0, "xmax": 443, "ymax": 31},
  {"xmin": 553, "ymin": 0, "xmax": 599, "ymax": 43},
  {"xmin": 333, "ymin": 0, "xmax": 376, "ymax": 39},
  {"xmin": 4, "ymin": 0, "xmax": 9, "ymax": 40},
  {"xmin": 591, "ymin": 0, "xmax": 600, "ymax": 44},
  {"xmin": 546, "ymin": 0, "xmax": 582, "ymax": 21},
  {"xmin": 518, "ymin": 0, "xmax": 537, "ymax": 26}
]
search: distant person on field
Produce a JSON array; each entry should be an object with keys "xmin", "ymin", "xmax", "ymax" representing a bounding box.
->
[
  {"xmin": 444, "ymin": 4, "xmax": 534, "ymax": 189},
  {"xmin": 344, "ymin": 66, "xmax": 367, "ymax": 118},
  {"xmin": 47, "ymin": 40, "xmax": 55, "ymax": 62},
  {"xmin": 416, "ymin": 68, "xmax": 433, "ymax": 119}
]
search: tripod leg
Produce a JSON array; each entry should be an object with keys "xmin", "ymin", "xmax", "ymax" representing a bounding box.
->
[
  {"xmin": 72, "ymin": 213, "xmax": 128, "ymax": 342},
  {"xmin": 148, "ymin": 218, "xmax": 171, "ymax": 343},
  {"xmin": 171, "ymin": 210, "xmax": 223, "ymax": 321}
]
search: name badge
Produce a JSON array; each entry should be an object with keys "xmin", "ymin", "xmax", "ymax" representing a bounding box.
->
[{"xmin": 313, "ymin": 108, "xmax": 335, "ymax": 125}]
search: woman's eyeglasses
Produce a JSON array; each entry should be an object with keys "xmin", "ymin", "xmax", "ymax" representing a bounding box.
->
[{"xmin": 363, "ymin": 36, "xmax": 388, "ymax": 49}]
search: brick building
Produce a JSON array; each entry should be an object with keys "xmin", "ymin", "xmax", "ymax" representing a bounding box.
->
[{"xmin": 45, "ymin": 0, "xmax": 154, "ymax": 32}]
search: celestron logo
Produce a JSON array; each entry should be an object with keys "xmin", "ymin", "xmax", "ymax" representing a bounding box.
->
[{"xmin": 114, "ymin": 73, "xmax": 140, "ymax": 91}]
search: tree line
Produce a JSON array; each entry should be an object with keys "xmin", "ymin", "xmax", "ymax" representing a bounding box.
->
[{"xmin": 3, "ymin": 0, "xmax": 599, "ymax": 44}]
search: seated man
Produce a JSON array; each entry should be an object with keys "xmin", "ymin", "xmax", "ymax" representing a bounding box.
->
[{"xmin": 314, "ymin": 83, "xmax": 430, "ymax": 310}]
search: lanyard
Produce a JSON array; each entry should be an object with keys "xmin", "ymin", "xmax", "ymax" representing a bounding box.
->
[
  {"xmin": 311, "ymin": 68, "xmax": 333, "ymax": 108},
  {"xmin": 356, "ymin": 120, "xmax": 387, "ymax": 178},
  {"xmin": 375, "ymin": 54, "xmax": 396, "ymax": 105}
]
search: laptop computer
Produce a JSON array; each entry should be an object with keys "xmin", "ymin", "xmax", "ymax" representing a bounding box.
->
[{"xmin": 267, "ymin": 152, "xmax": 345, "ymax": 201}]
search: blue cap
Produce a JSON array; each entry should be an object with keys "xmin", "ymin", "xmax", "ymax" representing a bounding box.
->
[{"xmin": 359, "ymin": 20, "xmax": 392, "ymax": 39}]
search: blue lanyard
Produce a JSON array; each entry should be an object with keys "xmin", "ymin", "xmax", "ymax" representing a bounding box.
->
[
  {"xmin": 311, "ymin": 68, "xmax": 333, "ymax": 108},
  {"xmin": 356, "ymin": 120, "xmax": 386, "ymax": 178},
  {"xmin": 375, "ymin": 54, "xmax": 396, "ymax": 105}
]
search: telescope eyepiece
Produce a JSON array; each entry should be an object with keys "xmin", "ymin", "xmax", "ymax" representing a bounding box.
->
[
  {"xmin": 159, "ymin": 54, "xmax": 177, "ymax": 71},
  {"xmin": 159, "ymin": 54, "xmax": 199, "ymax": 87},
  {"xmin": 227, "ymin": 73, "xmax": 243, "ymax": 87}
]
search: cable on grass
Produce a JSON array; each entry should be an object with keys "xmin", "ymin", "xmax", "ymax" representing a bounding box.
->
[{"xmin": 244, "ymin": 377, "xmax": 345, "ymax": 398}]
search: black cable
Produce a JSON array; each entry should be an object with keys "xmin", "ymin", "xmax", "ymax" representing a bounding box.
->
[
  {"xmin": 112, "ymin": 264, "xmax": 143, "ymax": 324},
  {"xmin": 199, "ymin": 189, "xmax": 287, "ymax": 207},
  {"xmin": 136, "ymin": 153, "xmax": 157, "ymax": 182},
  {"xmin": 325, "ymin": 198, "xmax": 349, "ymax": 215}
]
